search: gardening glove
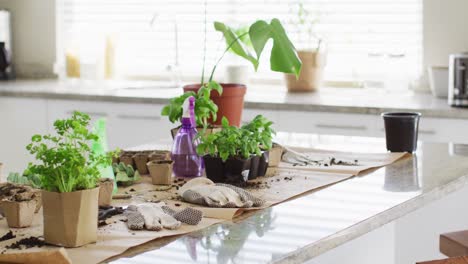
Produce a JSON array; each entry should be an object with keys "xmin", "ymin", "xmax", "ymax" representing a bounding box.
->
[
  {"xmin": 281, "ymin": 145, "xmax": 322, "ymax": 166},
  {"xmin": 178, "ymin": 178, "xmax": 265, "ymax": 208},
  {"xmin": 124, "ymin": 205, "xmax": 145, "ymax": 230},
  {"xmin": 136, "ymin": 203, "xmax": 181, "ymax": 231},
  {"xmin": 162, "ymin": 206, "xmax": 203, "ymax": 225}
]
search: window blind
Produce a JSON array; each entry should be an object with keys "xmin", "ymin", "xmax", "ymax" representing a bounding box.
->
[{"xmin": 59, "ymin": 0, "xmax": 422, "ymax": 87}]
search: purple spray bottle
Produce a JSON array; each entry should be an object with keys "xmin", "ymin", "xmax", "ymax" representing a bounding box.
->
[{"xmin": 171, "ymin": 96, "xmax": 203, "ymax": 177}]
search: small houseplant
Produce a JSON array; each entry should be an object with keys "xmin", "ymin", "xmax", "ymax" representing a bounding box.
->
[
  {"xmin": 241, "ymin": 115, "xmax": 276, "ymax": 177},
  {"xmin": 163, "ymin": 18, "xmax": 302, "ymax": 127},
  {"xmin": 285, "ymin": 1, "xmax": 326, "ymax": 92},
  {"xmin": 196, "ymin": 115, "xmax": 275, "ymax": 185},
  {"xmin": 26, "ymin": 111, "xmax": 115, "ymax": 247}
]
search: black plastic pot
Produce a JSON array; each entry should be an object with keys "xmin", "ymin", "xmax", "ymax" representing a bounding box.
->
[
  {"xmin": 258, "ymin": 151, "xmax": 269, "ymax": 177},
  {"xmin": 203, "ymin": 155, "xmax": 251, "ymax": 185},
  {"xmin": 382, "ymin": 112, "xmax": 421, "ymax": 153},
  {"xmin": 248, "ymin": 155, "xmax": 260, "ymax": 180}
]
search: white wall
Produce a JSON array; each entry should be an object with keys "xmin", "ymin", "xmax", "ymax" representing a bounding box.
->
[
  {"xmin": 423, "ymin": 0, "xmax": 468, "ymax": 68},
  {"xmin": 0, "ymin": 0, "xmax": 467, "ymax": 81},
  {"xmin": 0, "ymin": 0, "xmax": 56, "ymax": 78}
]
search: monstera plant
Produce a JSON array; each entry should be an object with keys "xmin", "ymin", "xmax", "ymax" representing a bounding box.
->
[{"xmin": 162, "ymin": 18, "xmax": 301, "ymax": 129}]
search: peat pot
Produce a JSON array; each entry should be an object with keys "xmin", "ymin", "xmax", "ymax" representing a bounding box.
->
[{"xmin": 42, "ymin": 187, "xmax": 99, "ymax": 247}]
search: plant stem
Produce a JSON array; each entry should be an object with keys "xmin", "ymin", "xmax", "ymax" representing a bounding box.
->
[
  {"xmin": 208, "ymin": 32, "xmax": 249, "ymax": 82},
  {"xmin": 200, "ymin": 0, "xmax": 207, "ymax": 85}
]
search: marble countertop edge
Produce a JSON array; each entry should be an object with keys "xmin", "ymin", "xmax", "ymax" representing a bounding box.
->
[{"xmin": 274, "ymin": 174, "xmax": 468, "ymax": 264}]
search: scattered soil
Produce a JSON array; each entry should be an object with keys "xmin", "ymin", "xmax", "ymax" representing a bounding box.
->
[
  {"xmin": 0, "ymin": 231, "xmax": 15, "ymax": 242},
  {"xmin": 292, "ymin": 157, "xmax": 359, "ymax": 167},
  {"xmin": 98, "ymin": 206, "xmax": 125, "ymax": 222},
  {"xmin": 129, "ymin": 188, "xmax": 136, "ymax": 192},
  {"xmin": 6, "ymin": 237, "xmax": 46, "ymax": 250},
  {"xmin": 0, "ymin": 183, "xmax": 38, "ymax": 202}
]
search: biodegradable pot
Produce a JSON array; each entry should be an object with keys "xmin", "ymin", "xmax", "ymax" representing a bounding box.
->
[
  {"xmin": 33, "ymin": 191, "xmax": 42, "ymax": 213},
  {"xmin": 147, "ymin": 160, "xmax": 173, "ymax": 185},
  {"xmin": 171, "ymin": 126, "xmax": 222, "ymax": 139},
  {"xmin": 183, "ymin": 83, "xmax": 247, "ymax": 127},
  {"xmin": 98, "ymin": 178, "xmax": 114, "ymax": 207},
  {"xmin": 1, "ymin": 200, "xmax": 36, "ymax": 228},
  {"xmin": 203, "ymin": 155, "xmax": 251, "ymax": 185},
  {"xmin": 268, "ymin": 144, "xmax": 283, "ymax": 167},
  {"xmin": 285, "ymin": 50, "xmax": 326, "ymax": 92},
  {"xmin": 257, "ymin": 151, "xmax": 269, "ymax": 177},
  {"xmin": 133, "ymin": 153, "xmax": 149, "ymax": 174},
  {"xmin": 248, "ymin": 155, "xmax": 260, "ymax": 180},
  {"xmin": 119, "ymin": 154, "xmax": 134, "ymax": 167},
  {"xmin": 112, "ymin": 156, "xmax": 119, "ymax": 165},
  {"xmin": 148, "ymin": 151, "xmax": 171, "ymax": 161},
  {"xmin": 42, "ymin": 187, "xmax": 99, "ymax": 247},
  {"xmin": 382, "ymin": 112, "xmax": 421, "ymax": 153}
]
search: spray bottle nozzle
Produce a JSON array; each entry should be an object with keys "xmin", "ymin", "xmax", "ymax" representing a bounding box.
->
[{"xmin": 182, "ymin": 96, "xmax": 196, "ymax": 127}]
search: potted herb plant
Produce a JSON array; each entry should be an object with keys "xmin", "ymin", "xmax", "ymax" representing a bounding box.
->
[
  {"xmin": 285, "ymin": 2, "xmax": 326, "ymax": 92},
  {"xmin": 26, "ymin": 111, "xmax": 115, "ymax": 248},
  {"xmin": 162, "ymin": 18, "xmax": 302, "ymax": 128},
  {"xmin": 196, "ymin": 115, "xmax": 275, "ymax": 185},
  {"xmin": 241, "ymin": 115, "xmax": 276, "ymax": 177}
]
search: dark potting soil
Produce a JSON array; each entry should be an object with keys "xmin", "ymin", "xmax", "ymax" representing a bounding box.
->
[
  {"xmin": 5, "ymin": 237, "xmax": 46, "ymax": 250},
  {"xmin": 292, "ymin": 157, "xmax": 360, "ymax": 167},
  {"xmin": 0, "ymin": 231, "xmax": 15, "ymax": 242}
]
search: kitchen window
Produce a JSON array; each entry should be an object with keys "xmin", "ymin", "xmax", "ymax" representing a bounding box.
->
[{"xmin": 58, "ymin": 0, "xmax": 422, "ymax": 88}]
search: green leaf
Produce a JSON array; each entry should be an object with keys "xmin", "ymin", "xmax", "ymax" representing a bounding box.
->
[
  {"xmin": 214, "ymin": 21, "xmax": 259, "ymax": 70},
  {"xmin": 249, "ymin": 19, "xmax": 302, "ymax": 77},
  {"xmin": 208, "ymin": 80, "xmax": 223, "ymax": 95},
  {"xmin": 249, "ymin": 20, "xmax": 272, "ymax": 60},
  {"xmin": 269, "ymin": 19, "xmax": 302, "ymax": 77}
]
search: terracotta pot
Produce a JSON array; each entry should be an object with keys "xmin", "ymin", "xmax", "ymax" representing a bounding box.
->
[
  {"xmin": 183, "ymin": 83, "xmax": 247, "ymax": 127},
  {"xmin": 133, "ymin": 153, "xmax": 149, "ymax": 174},
  {"xmin": 42, "ymin": 188, "xmax": 99, "ymax": 247},
  {"xmin": 171, "ymin": 125, "xmax": 222, "ymax": 139},
  {"xmin": 203, "ymin": 155, "xmax": 251, "ymax": 186},
  {"xmin": 1, "ymin": 200, "xmax": 36, "ymax": 228},
  {"xmin": 285, "ymin": 50, "xmax": 326, "ymax": 92},
  {"xmin": 98, "ymin": 178, "xmax": 114, "ymax": 207},
  {"xmin": 147, "ymin": 160, "xmax": 173, "ymax": 185},
  {"xmin": 268, "ymin": 144, "xmax": 283, "ymax": 167}
]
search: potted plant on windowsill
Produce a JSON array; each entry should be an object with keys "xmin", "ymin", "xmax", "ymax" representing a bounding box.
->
[
  {"xmin": 162, "ymin": 18, "xmax": 302, "ymax": 128},
  {"xmin": 196, "ymin": 115, "xmax": 275, "ymax": 185},
  {"xmin": 285, "ymin": 2, "xmax": 326, "ymax": 92},
  {"xmin": 26, "ymin": 111, "xmax": 116, "ymax": 248}
]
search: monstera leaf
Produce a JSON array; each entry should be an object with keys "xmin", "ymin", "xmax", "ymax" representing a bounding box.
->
[{"xmin": 215, "ymin": 19, "xmax": 302, "ymax": 78}]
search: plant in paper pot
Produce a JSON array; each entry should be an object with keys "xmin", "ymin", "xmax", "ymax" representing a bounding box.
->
[
  {"xmin": 162, "ymin": 18, "xmax": 301, "ymax": 128},
  {"xmin": 26, "ymin": 111, "xmax": 115, "ymax": 247},
  {"xmin": 285, "ymin": 2, "xmax": 326, "ymax": 92},
  {"xmin": 196, "ymin": 115, "xmax": 275, "ymax": 185}
]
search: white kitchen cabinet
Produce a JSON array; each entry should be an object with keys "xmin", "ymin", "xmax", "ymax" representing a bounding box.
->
[
  {"xmin": 109, "ymin": 103, "xmax": 172, "ymax": 149},
  {"xmin": 277, "ymin": 111, "xmax": 380, "ymax": 137},
  {"xmin": 0, "ymin": 97, "xmax": 48, "ymax": 174},
  {"xmin": 46, "ymin": 99, "xmax": 172, "ymax": 150},
  {"xmin": 241, "ymin": 109, "xmax": 280, "ymax": 130},
  {"xmin": 374, "ymin": 116, "xmax": 468, "ymax": 144}
]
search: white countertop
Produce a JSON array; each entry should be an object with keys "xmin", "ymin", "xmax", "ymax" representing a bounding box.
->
[
  {"xmin": 1, "ymin": 79, "xmax": 467, "ymax": 119},
  {"xmin": 107, "ymin": 133, "xmax": 468, "ymax": 264}
]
